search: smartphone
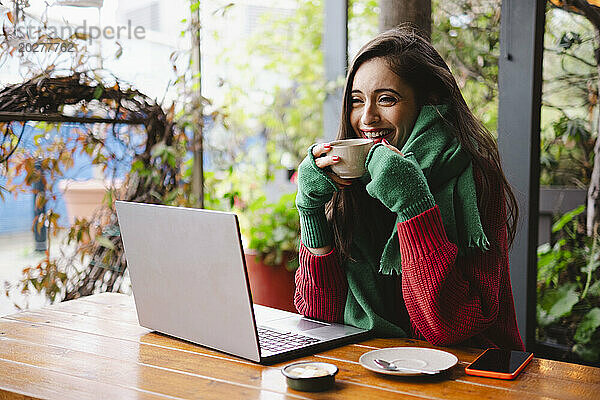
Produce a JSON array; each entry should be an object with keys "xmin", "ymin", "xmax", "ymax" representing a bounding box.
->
[{"xmin": 465, "ymin": 348, "xmax": 533, "ymax": 380}]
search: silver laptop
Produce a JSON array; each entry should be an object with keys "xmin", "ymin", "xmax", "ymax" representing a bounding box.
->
[{"xmin": 115, "ymin": 201, "xmax": 368, "ymax": 364}]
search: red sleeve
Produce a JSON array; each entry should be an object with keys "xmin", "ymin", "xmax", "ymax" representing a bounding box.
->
[
  {"xmin": 293, "ymin": 243, "xmax": 347, "ymax": 322},
  {"xmin": 398, "ymin": 205, "xmax": 505, "ymax": 346}
]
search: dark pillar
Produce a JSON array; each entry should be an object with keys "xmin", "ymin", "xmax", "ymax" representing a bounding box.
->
[
  {"xmin": 33, "ymin": 160, "xmax": 47, "ymax": 252},
  {"xmin": 379, "ymin": 0, "xmax": 431, "ymax": 39},
  {"xmin": 191, "ymin": 0, "xmax": 204, "ymax": 208},
  {"xmin": 497, "ymin": 0, "xmax": 546, "ymax": 349},
  {"xmin": 323, "ymin": 0, "xmax": 348, "ymax": 141}
]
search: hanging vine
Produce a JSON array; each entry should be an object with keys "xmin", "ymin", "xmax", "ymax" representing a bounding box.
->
[
  {"xmin": 0, "ymin": 0, "xmax": 211, "ymax": 303},
  {"xmin": 0, "ymin": 72, "xmax": 197, "ymax": 303}
]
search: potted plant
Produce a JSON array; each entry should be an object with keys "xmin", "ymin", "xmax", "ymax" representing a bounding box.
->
[
  {"xmin": 240, "ymin": 191, "xmax": 300, "ymax": 312},
  {"xmin": 536, "ymin": 206, "xmax": 600, "ymax": 365}
]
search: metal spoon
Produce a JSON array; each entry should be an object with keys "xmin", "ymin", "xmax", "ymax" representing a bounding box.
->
[{"xmin": 373, "ymin": 358, "xmax": 439, "ymax": 375}]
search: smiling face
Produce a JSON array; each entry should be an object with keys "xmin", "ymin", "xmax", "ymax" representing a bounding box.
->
[{"xmin": 349, "ymin": 58, "xmax": 419, "ymax": 147}]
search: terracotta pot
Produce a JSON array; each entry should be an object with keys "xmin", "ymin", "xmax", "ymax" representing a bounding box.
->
[
  {"xmin": 59, "ymin": 179, "xmax": 120, "ymax": 224},
  {"xmin": 244, "ymin": 252, "xmax": 296, "ymax": 313}
]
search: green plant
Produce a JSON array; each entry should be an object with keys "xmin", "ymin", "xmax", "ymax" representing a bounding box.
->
[
  {"xmin": 540, "ymin": 116, "xmax": 594, "ymax": 187},
  {"xmin": 215, "ymin": 0, "xmax": 326, "ymax": 175},
  {"xmin": 243, "ymin": 191, "xmax": 300, "ymax": 271},
  {"xmin": 537, "ymin": 205, "xmax": 600, "ymax": 363},
  {"xmin": 432, "ymin": 0, "xmax": 501, "ymax": 133}
]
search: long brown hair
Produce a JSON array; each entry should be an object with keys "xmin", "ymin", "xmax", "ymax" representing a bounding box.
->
[{"xmin": 327, "ymin": 24, "xmax": 519, "ymax": 262}]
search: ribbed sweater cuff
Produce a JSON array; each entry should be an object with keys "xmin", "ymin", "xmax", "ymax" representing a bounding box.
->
[
  {"xmin": 397, "ymin": 195, "xmax": 436, "ymax": 222},
  {"xmin": 298, "ymin": 206, "xmax": 331, "ymax": 248},
  {"xmin": 299, "ymin": 243, "xmax": 345, "ymax": 288},
  {"xmin": 397, "ymin": 205, "xmax": 453, "ymax": 262}
]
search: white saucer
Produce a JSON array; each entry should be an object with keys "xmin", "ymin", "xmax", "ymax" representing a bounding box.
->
[{"xmin": 359, "ymin": 347, "xmax": 458, "ymax": 376}]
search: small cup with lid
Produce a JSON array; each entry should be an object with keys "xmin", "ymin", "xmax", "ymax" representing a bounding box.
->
[{"xmin": 281, "ymin": 361, "xmax": 338, "ymax": 392}]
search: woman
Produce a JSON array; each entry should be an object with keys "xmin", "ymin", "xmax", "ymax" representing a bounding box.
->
[{"xmin": 294, "ymin": 25, "xmax": 524, "ymax": 350}]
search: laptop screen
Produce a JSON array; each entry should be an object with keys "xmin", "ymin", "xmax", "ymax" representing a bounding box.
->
[{"xmin": 116, "ymin": 201, "xmax": 262, "ymax": 362}]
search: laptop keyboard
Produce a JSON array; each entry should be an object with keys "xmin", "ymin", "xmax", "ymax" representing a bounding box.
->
[{"xmin": 257, "ymin": 327, "xmax": 320, "ymax": 353}]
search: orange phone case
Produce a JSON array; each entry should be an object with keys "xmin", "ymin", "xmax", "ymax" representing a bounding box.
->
[{"xmin": 464, "ymin": 349, "xmax": 533, "ymax": 380}]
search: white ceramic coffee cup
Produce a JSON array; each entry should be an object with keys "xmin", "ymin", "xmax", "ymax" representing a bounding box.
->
[{"xmin": 328, "ymin": 138, "xmax": 374, "ymax": 179}]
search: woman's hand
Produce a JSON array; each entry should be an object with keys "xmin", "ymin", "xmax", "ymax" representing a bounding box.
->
[
  {"xmin": 364, "ymin": 141, "xmax": 435, "ymax": 221},
  {"xmin": 312, "ymin": 143, "xmax": 354, "ymax": 189},
  {"xmin": 296, "ymin": 143, "xmax": 344, "ymax": 252},
  {"xmin": 379, "ymin": 138, "xmax": 403, "ymax": 156}
]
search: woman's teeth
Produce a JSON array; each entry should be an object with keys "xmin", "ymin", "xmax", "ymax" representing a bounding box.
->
[{"xmin": 363, "ymin": 130, "xmax": 390, "ymax": 139}]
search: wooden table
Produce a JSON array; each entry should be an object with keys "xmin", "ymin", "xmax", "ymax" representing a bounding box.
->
[{"xmin": 0, "ymin": 293, "xmax": 598, "ymax": 399}]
